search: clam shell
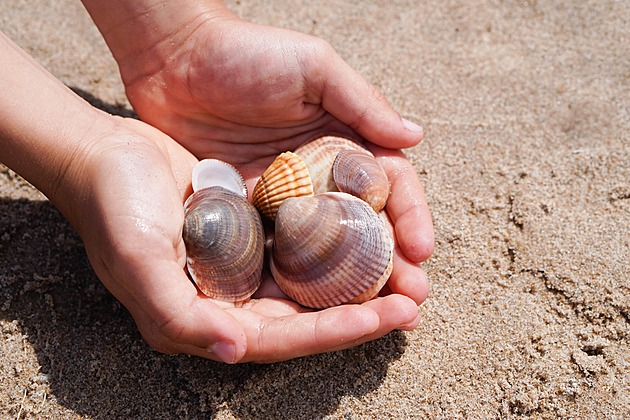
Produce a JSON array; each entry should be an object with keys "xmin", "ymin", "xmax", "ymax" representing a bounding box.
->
[
  {"xmin": 252, "ymin": 152, "xmax": 314, "ymax": 220},
  {"xmin": 270, "ymin": 192, "xmax": 393, "ymax": 309},
  {"xmin": 183, "ymin": 186, "xmax": 264, "ymax": 301},
  {"xmin": 333, "ymin": 149, "xmax": 390, "ymax": 212},
  {"xmin": 192, "ymin": 159, "xmax": 247, "ymax": 197},
  {"xmin": 294, "ymin": 136, "xmax": 369, "ymax": 194}
]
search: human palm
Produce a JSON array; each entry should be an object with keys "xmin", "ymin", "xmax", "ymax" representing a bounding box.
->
[
  {"xmin": 77, "ymin": 118, "xmax": 426, "ymax": 363},
  {"xmin": 89, "ymin": 13, "xmax": 434, "ymax": 362},
  {"xmin": 119, "ymin": 16, "xmax": 434, "ymax": 263},
  {"xmin": 125, "ymin": 19, "xmax": 415, "ymax": 158}
]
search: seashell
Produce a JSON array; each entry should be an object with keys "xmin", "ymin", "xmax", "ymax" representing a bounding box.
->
[
  {"xmin": 183, "ymin": 160, "xmax": 264, "ymax": 301},
  {"xmin": 269, "ymin": 192, "xmax": 393, "ymax": 309},
  {"xmin": 192, "ymin": 158, "xmax": 248, "ymax": 196},
  {"xmin": 252, "ymin": 152, "xmax": 314, "ymax": 220},
  {"xmin": 333, "ymin": 149, "xmax": 390, "ymax": 212},
  {"xmin": 294, "ymin": 136, "xmax": 369, "ymax": 194}
]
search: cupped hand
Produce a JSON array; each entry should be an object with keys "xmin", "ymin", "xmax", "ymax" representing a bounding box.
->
[
  {"xmin": 116, "ymin": 10, "xmax": 434, "ymax": 284},
  {"xmin": 71, "ymin": 117, "xmax": 428, "ymax": 363}
]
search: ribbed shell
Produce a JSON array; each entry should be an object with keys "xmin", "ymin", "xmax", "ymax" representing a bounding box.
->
[
  {"xmin": 294, "ymin": 136, "xmax": 369, "ymax": 194},
  {"xmin": 252, "ymin": 152, "xmax": 314, "ymax": 220},
  {"xmin": 270, "ymin": 192, "xmax": 393, "ymax": 309},
  {"xmin": 333, "ymin": 149, "xmax": 390, "ymax": 212},
  {"xmin": 183, "ymin": 186, "xmax": 264, "ymax": 301}
]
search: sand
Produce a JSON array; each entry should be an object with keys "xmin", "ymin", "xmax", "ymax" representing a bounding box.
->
[{"xmin": 1, "ymin": 0, "xmax": 628, "ymax": 418}]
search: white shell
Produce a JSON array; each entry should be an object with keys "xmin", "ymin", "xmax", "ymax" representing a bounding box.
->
[{"xmin": 192, "ymin": 159, "xmax": 247, "ymax": 197}]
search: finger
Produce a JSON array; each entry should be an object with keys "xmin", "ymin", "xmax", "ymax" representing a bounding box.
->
[
  {"xmin": 307, "ymin": 41, "xmax": 424, "ymax": 148},
  {"xmin": 103, "ymin": 249, "xmax": 248, "ymax": 363},
  {"xmin": 384, "ymin": 246, "xmax": 430, "ymax": 306},
  {"xmin": 233, "ymin": 304, "xmax": 380, "ymax": 363},
  {"xmin": 367, "ymin": 145, "xmax": 434, "ymax": 263},
  {"xmin": 325, "ymin": 294, "xmax": 421, "ymax": 353}
]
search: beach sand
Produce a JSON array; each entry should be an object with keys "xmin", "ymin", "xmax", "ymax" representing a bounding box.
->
[{"xmin": 1, "ymin": 0, "xmax": 628, "ymax": 418}]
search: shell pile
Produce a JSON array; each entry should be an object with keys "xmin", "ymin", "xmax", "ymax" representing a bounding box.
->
[{"xmin": 182, "ymin": 136, "xmax": 394, "ymax": 308}]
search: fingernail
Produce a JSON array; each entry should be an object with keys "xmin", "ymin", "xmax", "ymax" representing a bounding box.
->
[
  {"xmin": 209, "ymin": 341, "xmax": 236, "ymax": 364},
  {"xmin": 402, "ymin": 118, "xmax": 423, "ymax": 133}
]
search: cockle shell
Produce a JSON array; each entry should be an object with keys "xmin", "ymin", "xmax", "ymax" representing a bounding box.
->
[
  {"xmin": 333, "ymin": 149, "xmax": 390, "ymax": 212},
  {"xmin": 183, "ymin": 160, "xmax": 264, "ymax": 301},
  {"xmin": 294, "ymin": 136, "xmax": 368, "ymax": 194},
  {"xmin": 252, "ymin": 152, "xmax": 314, "ymax": 220},
  {"xmin": 253, "ymin": 136, "xmax": 391, "ymax": 219},
  {"xmin": 270, "ymin": 192, "xmax": 394, "ymax": 309}
]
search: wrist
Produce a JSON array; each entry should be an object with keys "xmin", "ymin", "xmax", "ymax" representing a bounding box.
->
[
  {"xmin": 0, "ymin": 32, "xmax": 115, "ymax": 230},
  {"xmin": 81, "ymin": 0, "xmax": 238, "ymax": 86}
]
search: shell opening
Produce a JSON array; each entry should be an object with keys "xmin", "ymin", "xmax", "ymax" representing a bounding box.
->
[{"xmin": 192, "ymin": 159, "xmax": 247, "ymax": 197}]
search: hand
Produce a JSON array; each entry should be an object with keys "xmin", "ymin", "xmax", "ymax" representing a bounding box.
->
[
  {"xmin": 3, "ymin": 7, "xmax": 432, "ymax": 363},
  {"xmin": 64, "ymin": 117, "xmax": 426, "ymax": 363},
  {"xmin": 80, "ymin": 2, "xmax": 434, "ymax": 361},
  {"xmin": 114, "ymin": 8, "xmax": 434, "ymax": 282}
]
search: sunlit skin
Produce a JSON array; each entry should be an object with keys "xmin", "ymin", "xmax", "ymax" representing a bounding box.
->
[{"xmin": 1, "ymin": 0, "xmax": 434, "ymax": 363}]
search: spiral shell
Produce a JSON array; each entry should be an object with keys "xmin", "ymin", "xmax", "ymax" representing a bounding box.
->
[
  {"xmin": 294, "ymin": 136, "xmax": 368, "ymax": 194},
  {"xmin": 333, "ymin": 149, "xmax": 390, "ymax": 212},
  {"xmin": 183, "ymin": 160, "xmax": 264, "ymax": 301},
  {"xmin": 252, "ymin": 152, "xmax": 314, "ymax": 220},
  {"xmin": 270, "ymin": 192, "xmax": 393, "ymax": 309}
]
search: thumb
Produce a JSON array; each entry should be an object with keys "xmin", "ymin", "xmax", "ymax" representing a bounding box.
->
[
  {"xmin": 311, "ymin": 44, "xmax": 424, "ymax": 148},
  {"xmin": 126, "ymin": 259, "xmax": 249, "ymax": 363}
]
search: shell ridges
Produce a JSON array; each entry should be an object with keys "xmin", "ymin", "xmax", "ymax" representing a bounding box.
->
[
  {"xmin": 252, "ymin": 151, "xmax": 314, "ymax": 220},
  {"xmin": 270, "ymin": 192, "xmax": 393, "ymax": 308},
  {"xmin": 183, "ymin": 186, "xmax": 264, "ymax": 301}
]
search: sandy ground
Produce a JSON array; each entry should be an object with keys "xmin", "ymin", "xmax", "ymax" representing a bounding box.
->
[{"xmin": 1, "ymin": 0, "xmax": 629, "ymax": 418}]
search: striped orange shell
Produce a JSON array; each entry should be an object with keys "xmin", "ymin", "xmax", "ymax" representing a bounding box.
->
[{"xmin": 252, "ymin": 152, "xmax": 314, "ymax": 220}]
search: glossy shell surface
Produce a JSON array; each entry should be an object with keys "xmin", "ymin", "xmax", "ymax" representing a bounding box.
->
[
  {"xmin": 294, "ymin": 136, "xmax": 368, "ymax": 194},
  {"xmin": 192, "ymin": 159, "xmax": 247, "ymax": 196},
  {"xmin": 270, "ymin": 192, "xmax": 393, "ymax": 309},
  {"xmin": 333, "ymin": 149, "xmax": 390, "ymax": 212},
  {"xmin": 183, "ymin": 186, "xmax": 264, "ymax": 301},
  {"xmin": 252, "ymin": 152, "xmax": 314, "ymax": 220}
]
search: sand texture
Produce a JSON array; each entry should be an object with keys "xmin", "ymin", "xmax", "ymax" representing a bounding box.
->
[{"xmin": 1, "ymin": 0, "xmax": 628, "ymax": 418}]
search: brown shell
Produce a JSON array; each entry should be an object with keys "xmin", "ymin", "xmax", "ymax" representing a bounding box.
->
[
  {"xmin": 252, "ymin": 152, "xmax": 314, "ymax": 220},
  {"xmin": 294, "ymin": 136, "xmax": 370, "ymax": 194},
  {"xmin": 333, "ymin": 149, "xmax": 390, "ymax": 212},
  {"xmin": 183, "ymin": 186, "xmax": 264, "ymax": 301},
  {"xmin": 270, "ymin": 192, "xmax": 393, "ymax": 309}
]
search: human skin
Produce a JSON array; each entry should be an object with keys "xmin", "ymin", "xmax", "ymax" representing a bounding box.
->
[
  {"xmin": 80, "ymin": 0, "xmax": 434, "ymax": 263},
  {"xmin": 0, "ymin": 0, "xmax": 434, "ymax": 363}
]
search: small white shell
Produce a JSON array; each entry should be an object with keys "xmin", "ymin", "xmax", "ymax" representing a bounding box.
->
[{"xmin": 192, "ymin": 159, "xmax": 247, "ymax": 197}]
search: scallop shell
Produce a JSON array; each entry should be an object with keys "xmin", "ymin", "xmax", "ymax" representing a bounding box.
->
[
  {"xmin": 333, "ymin": 149, "xmax": 390, "ymax": 212},
  {"xmin": 252, "ymin": 152, "xmax": 314, "ymax": 220},
  {"xmin": 294, "ymin": 136, "xmax": 369, "ymax": 194},
  {"xmin": 270, "ymin": 192, "xmax": 393, "ymax": 309},
  {"xmin": 183, "ymin": 186, "xmax": 264, "ymax": 301}
]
